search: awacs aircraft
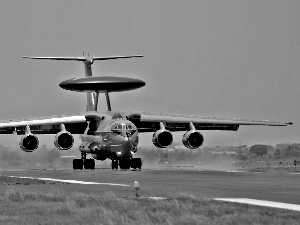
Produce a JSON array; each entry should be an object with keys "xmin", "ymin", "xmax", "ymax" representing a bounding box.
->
[{"xmin": 0, "ymin": 54, "xmax": 293, "ymax": 170}]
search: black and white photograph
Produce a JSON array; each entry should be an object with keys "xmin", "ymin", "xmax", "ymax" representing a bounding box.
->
[{"xmin": 0, "ymin": 1, "xmax": 299, "ymax": 224}]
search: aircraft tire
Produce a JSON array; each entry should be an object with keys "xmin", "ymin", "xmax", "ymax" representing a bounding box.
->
[
  {"xmin": 137, "ymin": 158, "xmax": 142, "ymax": 169},
  {"xmin": 84, "ymin": 159, "xmax": 95, "ymax": 170},
  {"xmin": 111, "ymin": 161, "xmax": 114, "ymax": 169},
  {"xmin": 91, "ymin": 159, "xmax": 95, "ymax": 169},
  {"xmin": 131, "ymin": 158, "xmax": 137, "ymax": 169},
  {"xmin": 111, "ymin": 160, "xmax": 118, "ymax": 170},
  {"xmin": 119, "ymin": 159, "xmax": 130, "ymax": 170},
  {"xmin": 89, "ymin": 159, "xmax": 95, "ymax": 170},
  {"xmin": 73, "ymin": 159, "xmax": 83, "ymax": 170},
  {"xmin": 132, "ymin": 158, "xmax": 142, "ymax": 170}
]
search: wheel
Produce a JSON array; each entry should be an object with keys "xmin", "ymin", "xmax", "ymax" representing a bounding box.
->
[
  {"xmin": 139, "ymin": 158, "xmax": 142, "ymax": 169},
  {"xmin": 111, "ymin": 160, "xmax": 118, "ymax": 170},
  {"xmin": 89, "ymin": 159, "xmax": 95, "ymax": 170},
  {"xmin": 132, "ymin": 158, "xmax": 142, "ymax": 170},
  {"xmin": 72, "ymin": 159, "xmax": 77, "ymax": 169},
  {"xmin": 91, "ymin": 159, "xmax": 95, "ymax": 169},
  {"xmin": 84, "ymin": 159, "xmax": 89, "ymax": 169},
  {"xmin": 73, "ymin": 159, "xmax": 83, "ymax": 170},
  {"xmin": 119, "ymin": 159, "xmax": 130, "ymax": 170},
  {"xmin": 131, "ymin": 158, "xmax": 137, "ymax": 169},
  {"xmin": 84, "ymin": 159, "xmax": 95, "ymax": 170}
]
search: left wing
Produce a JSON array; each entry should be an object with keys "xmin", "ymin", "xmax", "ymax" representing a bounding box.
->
[
  {"xmin": 0, "ymin": 113, "xmax": 88, "ymax": 134},
  {"xmin": 126, "ymin": 112, "xmax": 293, "ymax": 132}
]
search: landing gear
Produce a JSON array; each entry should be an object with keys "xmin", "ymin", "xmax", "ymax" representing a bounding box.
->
[
  {"xmin": 119, "ymin": 159, "xmax": 131, "ymax": 170},
  {"xmin": 84, "ymin": 159, "xmax": 95, "ymax": 170},
  {"xmin": 118, "ymin": 158, "xmax": 142, "ymax": 170},
  {"xmin": 73, "ymin": 159, "xmax": 83, "ymax": 170},
  {"xmin": 131, "ymin": 158, "xmax": 142, "ymax": 170},
  {"xmin": 73, "ymin": 152, "xmax": 95, "ymax": 170},
  {"xmin": 111, "ymin": 160, "xmax": 118, "ymax": 170}
]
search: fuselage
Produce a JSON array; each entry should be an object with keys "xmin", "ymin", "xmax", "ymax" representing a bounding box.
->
[{"xmin": 79, "ymin": 111, "xmax": 139, "ymax": 161}]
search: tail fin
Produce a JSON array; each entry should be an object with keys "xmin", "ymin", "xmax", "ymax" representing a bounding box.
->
[{"xmin": 23, "ymin": 54, "xmax": 144, "ymax": 112}]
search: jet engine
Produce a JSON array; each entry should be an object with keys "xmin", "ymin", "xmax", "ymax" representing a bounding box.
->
[
  {"xmin": 182, "ymin": 130, "xmax": 204, "ymax": 149},
  {"xmin": 19, "ymin": 133, "xmax": 39, "ymax": 152},
  {"xmin": 54, "ymin": 131, "xmax": 74, "ymax": 150},
  {"xmin": 152, "ymin": 129, "xmax": 173, "ymax": 148}
]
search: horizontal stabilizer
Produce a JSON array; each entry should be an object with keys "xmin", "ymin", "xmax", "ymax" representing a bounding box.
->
[
  {"xmin": 22, "ymin": 56, "xmax": 87, "ymax": 61},
  {"xmin": 92, "ymin": 55, "xmax": 144, "ymax": 61},
  {"xmin": 22, "ymin": 55, "xmax": 144, "ymax": 62}
]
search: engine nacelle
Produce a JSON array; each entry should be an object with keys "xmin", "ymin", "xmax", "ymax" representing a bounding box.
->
[
  {"xmin": 19, "ymin": 133, "xmax": 39, "ymax": 152},
  {"xmin": 54, "ymin": 131, "xmax": 74, "ymax": 150},
  {"xmin": 152, "ymin": 129, "xmax": 173, "ymax": 148},
  {"xmin": 182, "ymin": 130, "xmax": 204, "ymax": 149}
]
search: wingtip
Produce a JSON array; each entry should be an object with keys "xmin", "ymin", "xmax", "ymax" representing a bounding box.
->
[
  {"xmin": 22, "ymin": 56, "xmax": 29, "ymax": 58},
  {"xmin": 286, "ymin": 122, "xmax": 293, "ymax": 125}
]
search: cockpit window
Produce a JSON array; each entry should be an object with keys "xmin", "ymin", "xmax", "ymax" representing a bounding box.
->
[{"xmin": 111, "ymin": 122, "xmax": 137, "ymax": 135}]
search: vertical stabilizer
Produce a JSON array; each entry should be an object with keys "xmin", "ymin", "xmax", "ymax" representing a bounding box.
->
[{"xmin": 83, "ymin": 54, "xmax": 98, "ymax": 111}]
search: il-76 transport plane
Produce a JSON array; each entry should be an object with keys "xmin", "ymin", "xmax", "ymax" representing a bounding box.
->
[{"xmin": 0, "ymin": 54, "xmax": 292, "ymax": 170}]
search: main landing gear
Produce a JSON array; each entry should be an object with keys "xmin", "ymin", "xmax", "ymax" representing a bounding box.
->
[
  {"xmin": 112, "ymin": 158, "xmax": 142, "ymax": 170},
  {"xmin": 73, "ymin": 152, "xmax": 95, "ymax": 170}
]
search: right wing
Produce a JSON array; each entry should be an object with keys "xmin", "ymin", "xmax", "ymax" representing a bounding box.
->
[{"xmin": 0, "ymin": 113, "xmax": 89, "ymax": 134}]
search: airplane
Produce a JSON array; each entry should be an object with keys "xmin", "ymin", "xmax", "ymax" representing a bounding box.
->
[{"xmin": 0, "ymin": 53, "xmax": 293, "ymax": 170}]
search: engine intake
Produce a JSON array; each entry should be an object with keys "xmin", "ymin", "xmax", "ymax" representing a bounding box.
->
[
  {"xmin": 20, "ymin": 134, "xmax": 39, "ymax": 152},
  {"xmin": 152, "ymin": 129, "xmax": 173, "ymax": 148},
  {"xmin": 54, "ymin": 131, "xmax": 74, "ymax": 150},
  {"xmin": 182, "ymin": 130, "xmax": 204, "ymax": 149}
]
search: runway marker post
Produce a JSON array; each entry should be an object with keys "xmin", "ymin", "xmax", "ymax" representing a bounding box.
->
[{"xmin": 134, "ymin": 181, "xmax": 140, "ymax": 197}]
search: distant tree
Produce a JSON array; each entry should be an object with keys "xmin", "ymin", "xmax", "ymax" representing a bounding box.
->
[
  {"xmin": 250, "ymin": 144, "xmax": 268, "ymax": 156},
  {"xmin": 281, "ymin": 145, "xmax": 300, "ymax": 158},
  {"xmin": 273, "ymin": 148, "xmax": 281, "ymax": 158}
]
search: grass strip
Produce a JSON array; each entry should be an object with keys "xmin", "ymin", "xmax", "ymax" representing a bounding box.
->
[{"xmin": 0, "ymin": 187, "xmax": 299, "ymax": 225}]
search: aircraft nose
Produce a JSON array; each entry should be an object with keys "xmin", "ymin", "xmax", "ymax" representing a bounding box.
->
[{"xmin": 123, "ymin": 135, "xmax": 134, "ymax": 150}]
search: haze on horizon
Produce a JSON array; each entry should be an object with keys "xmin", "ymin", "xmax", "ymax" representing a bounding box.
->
[{"xmin": 0, "ymin": 1, "xmax": 299, "ymax": 148}]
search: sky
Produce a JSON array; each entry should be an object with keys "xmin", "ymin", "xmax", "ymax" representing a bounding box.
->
[{"xmin": 0, "ymin": 0, "xmax": 299, "ymax": 148}]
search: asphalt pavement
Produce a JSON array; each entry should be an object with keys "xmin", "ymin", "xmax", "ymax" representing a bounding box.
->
[{"xmin": 1, "ymin": 168, "xmax": 300, "ymax": 205}]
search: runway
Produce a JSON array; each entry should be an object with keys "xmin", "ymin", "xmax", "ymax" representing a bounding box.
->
[{"xmin": 1, "ymin": 168, "xmax": 300, "ymax": 208}]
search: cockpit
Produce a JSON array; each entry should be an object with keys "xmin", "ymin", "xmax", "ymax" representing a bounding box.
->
[{"xmin": 111, "ymin": 121, "xmax": 137, "ymax": 136}]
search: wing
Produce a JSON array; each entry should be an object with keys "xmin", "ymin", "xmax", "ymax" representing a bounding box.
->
[
  {"xmin": 0, "ymin": 113, "xmax": 88, "ymax": 134},
  {"xmin": 126, "ymin": 112, "xmax": 293, "ymax": 132}
]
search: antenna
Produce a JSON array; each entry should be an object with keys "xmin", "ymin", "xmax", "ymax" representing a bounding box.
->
[{"xmin": 22, "ymin": 53, "xmax": 144, "ymax": 112}]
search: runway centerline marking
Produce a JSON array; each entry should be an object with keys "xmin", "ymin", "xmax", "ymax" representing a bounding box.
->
[
  {"xmin": 8, "ymin": 176, "xmax": 130, "ymax": 187},
  {"xmin": 215, "ymin": 198, "xmax": 300, "ymax": 212}
]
